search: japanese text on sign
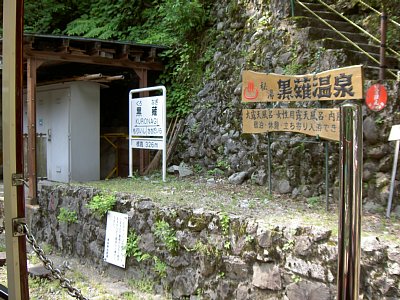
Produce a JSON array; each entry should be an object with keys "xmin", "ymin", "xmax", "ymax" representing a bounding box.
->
[
  {"xmin": 131, "ymin": 96, "xmax": 163, "ymax": 137},
  {"xmin": 131, "ymin": 138, "xmax": 163, "ymax": 150},
  {"xmin": 104, "ymin": 211, "xmax": 129, "ymax": 268},
  {"xmin": 242, "ymin": 65, "xmax": 363, "ymax": 102},
  {"xmin": 242, "ymin": 108, "xmax": 340, "ymax": 141}
]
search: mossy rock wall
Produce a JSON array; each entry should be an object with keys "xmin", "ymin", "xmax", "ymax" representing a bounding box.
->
[{"xmin": 28, "ymin": 184, "xmax": 400, "ymax": 299}]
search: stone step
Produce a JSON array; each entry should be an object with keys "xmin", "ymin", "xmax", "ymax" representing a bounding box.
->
[
  {"xmin": 292, "ymin": 0, "xmax": 400, "ymax": 78},
  {"xmin": 318, "ymin": 38, "xmax": 400, "ymax": 69},
  {"xmin": 306, "ymin": 27, "xmax": 368, "ymax": 44},
  {"xmin": 339, "ymin": 49, "xmax": 399, "ymax": 79},
  {"xmin": 319, "ymin": 38, "xmax": 383, "ymax": 55},
  {"xmin": 292, "ymin": 16, "xmax": 360, "ymax": 33},
  {"xmin": 343, "ymin": 49, "xmax": 399, "ymax": 68},
  {"xmin": 295, "ymin": 3, "xmax": 345, "ymax": 22},
  {"xmin": 363, "ymin": 65, "xmax": 399, "ymax": 80}
]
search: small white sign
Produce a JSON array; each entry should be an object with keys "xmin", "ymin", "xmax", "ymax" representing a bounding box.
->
[
  {"xmin": 104, "ymin": 211, "xmax": 129, "ymax": 268},
  {"xmin": 131, "ymin": 138, "xmax": 163, "ymax": 150},
  {"xmin": 389, "ymin": 125, "xmax": 400, "ymax": 141},
  {"xmin": 130, "ymin": 96, "xmax": 164, "ymax": 137},
  {"xmin": 129, "ymin": 86, "xmax": 167, "ymax": 182}
]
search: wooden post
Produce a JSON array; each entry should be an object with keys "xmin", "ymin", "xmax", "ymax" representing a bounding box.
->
[
  {"xmin": 27, "ymin": 57, "xmax": 43, "ymax": 205},
  {"xmin": 2, "ymin": 0, "xmax": 30, "ymax": 298},
  {"xmin": 137, "ymin": 68, "xmax": 149, "ymax": 174}
]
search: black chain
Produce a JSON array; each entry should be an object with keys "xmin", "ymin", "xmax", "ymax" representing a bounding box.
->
[{"xmin": 23, "ymin": 224, "xmax": 89, "ymax": 300}]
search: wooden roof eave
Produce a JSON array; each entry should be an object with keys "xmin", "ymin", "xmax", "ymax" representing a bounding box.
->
[{"xmin": 24, "ymin": 48, "xmax": 165, "ymax": 72}]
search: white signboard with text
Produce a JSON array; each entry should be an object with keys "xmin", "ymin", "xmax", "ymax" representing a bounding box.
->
[
  {"xmin": 103, "ymin": 211, "xmax": 129, "ymax": 268},
  {"xmin": 129, "ymin": 86, "xmax": 167, "ymax": 181},
  {"xmin": 130, "ymin": 95, "xmax": 164, "ymax": 137}
]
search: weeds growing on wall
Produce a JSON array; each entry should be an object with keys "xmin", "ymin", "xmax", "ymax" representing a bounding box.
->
[
  {"xmin": 125, "ymin": 230, "xmax": 151, "ymax": 262},
  {"xmin": 57, "ymin": 207, "xmax": 78, "ymax": 224},
  {"xmin": 154, "ymin": 219, "xmax": 179, "ymax": 253},
  {"xmin": 86, "ymin": 193, "xmax": 116, "ymax": 218}
]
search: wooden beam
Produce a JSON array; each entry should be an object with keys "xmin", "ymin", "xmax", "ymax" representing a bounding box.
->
[
  {"xmin": 59, "ymin": 38, "xmax": 70, "ymax": 52},
  {"xmin": 117, "ymin": 44, "xmax": 130, "ymax": 59},
  {"xmin": 27, "ymin": 57, "xmax": 44, "ymax": 205},
  {"xmin": 36, "ymin": 74, "xmax": 125, "ymax": 86},
  {"xmin": 24, "ymin": 48, "xmax": 164, "ymax": 71}
]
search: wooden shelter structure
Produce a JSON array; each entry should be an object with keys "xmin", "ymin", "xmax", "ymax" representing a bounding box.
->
[{"xmin": 2, "ymin": 33, "xmax": 167, "ymax": 204}]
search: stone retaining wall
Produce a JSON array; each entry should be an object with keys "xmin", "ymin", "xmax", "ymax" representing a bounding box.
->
[{"xmin": 28, "ymin": 184, "xmax": 400, "ymax": 299}]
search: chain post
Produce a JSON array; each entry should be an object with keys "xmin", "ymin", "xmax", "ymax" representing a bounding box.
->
[{"xmin": 22, "ymin": 224, "xmax": 89, "ymax": 300}]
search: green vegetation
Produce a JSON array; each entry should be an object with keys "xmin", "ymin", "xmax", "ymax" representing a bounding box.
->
[
  {"xmin": 335, "ymin": 0, "xmax": 400, "ymax": 50},
  {"xmin": 127, "ymin": 277, "xmax": 154, "ymax": 294},
  {"xmin": 190, "ymin": 240, "xmax": 221, "ymax": 257},
  {"xmin": 216, "ymin": 160, "xmax": 230, "ymax": 171},
  {"xmin": 125, "ymin": 230, "xmax": 151, "ymax": 262},
  {"xmin": 75, "ymin": 176, "xmax": 400, "ymax": 245},
  {"xmin": 306, "ymin": 196, "xmax": 320, "ymax": 208},
  {"xmin": 284, "ymin": 60, "xmax": 303, "ymax": 75},
  {"xmin": 219, "ymin": 213, "xmax": 230, "ymax": 235},
  {"xmin": 282, "ymin": 239, "xmax": 295, "ymax": 252},
  {"xmin": 223, "ymin": 240, "xmax": 231, "ymax": 250},
  {"xmin": 22, "ymin": 0, "xmax": 216, "ymax": 119},
  {"xmin": 291, "ymin": 274, "xmax": 302, "ymax": 284},
  {"xmin": 206, "ymin": 168, "xmax": 225, "ymax": 177},
  {"xmin": 86, "ymin": 193, "xmax": 116, "ymax": 218},
  {"xmin": 153, "ymin": 256, "xmax": 168, "ymax": 278},
  {"xmin": 26, "ymin": 268, "xmax": 95, "ymax": 299},
  {"xmin": 245, "ymin": 235, "xmax": 254, "ymax": 244},
  {"xmin": 154, "ymin": 219, "xmax": 179, "ymax": 253},
  {"xmin": 24, "ymin": 0, "xmax": 210, "ymax": 44},
  {"xmin": 193, "ymin": 163, "xmax": 203, "ymax": 174},
  {"xmin": 57, "ymin": 207, "xmax": 78, "ymax": 224}
]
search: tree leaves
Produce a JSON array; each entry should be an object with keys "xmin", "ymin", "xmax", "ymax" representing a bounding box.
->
[{"xmin": 23, "ymin": 0, "xmax": 214, "ymax": 118}]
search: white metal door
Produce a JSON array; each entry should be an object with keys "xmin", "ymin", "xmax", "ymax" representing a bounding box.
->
[{"xmin": 47, "ymin": 88, "xmax": 70, "ymax": 182}]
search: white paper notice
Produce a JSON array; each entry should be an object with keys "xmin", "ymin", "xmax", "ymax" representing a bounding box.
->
[{"xmin": 103, "ymin": 211, "xmax": 129, "ymax": 268}]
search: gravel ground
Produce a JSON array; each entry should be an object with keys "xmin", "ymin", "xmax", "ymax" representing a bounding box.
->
[{"xmin": 0, "ymin": 243, "xmax": 168, "ymax": 299}]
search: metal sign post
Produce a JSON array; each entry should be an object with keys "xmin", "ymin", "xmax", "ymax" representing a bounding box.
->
[
  {"xmin": 241, "ymin": 66, "xmax": 364, "ymax": 299},
  {"xmin": 129, "ymin": 86, "xmax": 167, "ymax": 182},
  {"xmin": 387, "ymin": 124, "xmax": 400, "ymax": 218},
  {"xmin": 337, "ymin": 103, "xmax": 363, "ymax": 300}
]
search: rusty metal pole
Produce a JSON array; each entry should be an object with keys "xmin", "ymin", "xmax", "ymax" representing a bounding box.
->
[
  {"xmin": 379, "ymin": 7, "xmax": 387, "ymax": 81},
  {"xmin": 337, "ymin": 103, "xmax": 363, "ymax": 300},
  {"xmin": 2, "ymin": 0, "xmax": 30, "ymax": 299}
]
